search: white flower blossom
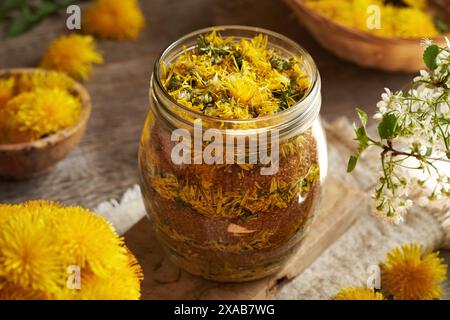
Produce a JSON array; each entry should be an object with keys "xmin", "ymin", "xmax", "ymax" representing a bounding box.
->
[
  {"xmin": 421, "ymin": 38, "xmax": 433, "ymax": 48},
  {"xmin": 362, "ymin": 40, "xmax": 450, "ymax": 223}
]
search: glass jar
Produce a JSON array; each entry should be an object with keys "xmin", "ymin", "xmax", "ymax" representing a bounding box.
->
[{"xmin": 139, "ymin": 26, "xmax": 328, "ymax": 282}]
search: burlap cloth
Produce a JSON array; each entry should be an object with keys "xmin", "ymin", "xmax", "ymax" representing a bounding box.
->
[{"xmin": 95, "ymin": 118, "xmax": 450, "ymax": 299}]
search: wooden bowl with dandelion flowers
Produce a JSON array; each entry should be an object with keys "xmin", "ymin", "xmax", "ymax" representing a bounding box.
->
[
  {"xmin": 0, "ymin": 68, "xmax": 91, "ymax": 179},
  {"xmin": 285, "ymin": 0, "xmax": 450, "ymax": 72}
]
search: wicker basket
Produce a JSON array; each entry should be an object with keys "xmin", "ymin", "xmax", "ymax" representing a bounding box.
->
[{"xmin": 285, "ymin": 0, "xmax": 450, "ymax": 72}]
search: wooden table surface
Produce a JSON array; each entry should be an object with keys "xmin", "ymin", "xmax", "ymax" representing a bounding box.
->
[{"xmin": 0, "ymin": 0, "xmax": 413, "ymax": 207}]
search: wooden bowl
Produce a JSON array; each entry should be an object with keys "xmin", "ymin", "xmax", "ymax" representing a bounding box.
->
[
  {"xmin": 0, "ymin": 69, "xmax": 91, "ymax": 179},
  {"xmin": 285, "ymin": 0, "xmax": 450, "ymax": 72}
]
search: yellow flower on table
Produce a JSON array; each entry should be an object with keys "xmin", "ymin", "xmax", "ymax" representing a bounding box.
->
[
  {"xmin": 0, "ymin": 201, "xmax": 143, "ymax": 300},
  {"xmin": 83, "ymin": 0, "xmax": 146, "ymax": 40},
  {"xmin": 40, "ymin": 35, "xmax": 103, "ymax": 80},
  {"xmin": 381, "ymin": 243, "xmax": 447, "ymax": 300},
  {"xmin": 333, "ymin": 287, "xmax": 385, "ymax": 300}
]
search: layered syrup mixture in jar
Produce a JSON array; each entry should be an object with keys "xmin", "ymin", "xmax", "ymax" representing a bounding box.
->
[{"xmin": 139, "ymin": 28, "xmax": 324, "ymax": 282}]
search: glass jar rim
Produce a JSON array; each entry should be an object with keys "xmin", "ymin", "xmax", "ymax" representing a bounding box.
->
[{"xmin": 152, "ymin": 25, "xmax": 320, "ymax": 125}]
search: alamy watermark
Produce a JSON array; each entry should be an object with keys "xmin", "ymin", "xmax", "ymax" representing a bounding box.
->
[
  {"xmin": 170, "ymin": 119, "xmax": 280, "ymax": 175},
  {"xmin": 367, "ymin": 264, "xmax": 381, "ymax": 290},
  {"xmin": 366, "ymin": 5, "xmax": 381, "ymax": 30},
  {"xmin": 66, "ymin": 4, "xmax": 81, "ymax": 30},
  {"xmin": 66, "ymin": 265, "xmax": 81, "ymax": 290}
]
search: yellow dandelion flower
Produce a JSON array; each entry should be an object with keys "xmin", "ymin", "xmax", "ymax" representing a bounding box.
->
[
  {"xmin": 225, "ymin": 73, "xmax": 267, "ymax": 106},
  {"xmin": 333, "ymin": 287, "xmax": 385, "ymax": 300},
  {"xmin": 305, "ymin": 0, "xmax": 439, "ymax": 38},
  {"xmin": 17, "ymin": 70, "xmax": 75, "ymax": 93},
  {"xmin": 0, "ymin": 77, "xmax": 15, "ymax": 109},
  {"xmin": 204, "ymin": 29, "xmax": 233, "ymax": 47},
  {"xmin": 0, "ymin": 201, "xmax": 143, "ymax": 300},
  {"xmin": 59, "ymin": 251, "xmax": 142, "ymax": 300},
  {"xmin": 239, "ymin": 34, "xmax": 271, "ymax": 72},
  {"xmin": 305, "ymin": 0, "xmax": 355, "ymax": 29},
  {"xmin": 0, "ymin": 283, "xmax": 47, "ymax": 300},
  {"xmin": 266, "ymin": 70, "xmax": 291, "ymax": 91},
  {"xmin": 40, "ymin": 35, "xmax": 103, "ymax": 80},
  {"xmin": 83, "ymin": 0, "xmax": 146, "ymax": 40},
  {"xmin": 0, "ymin": 87, "xmax": 81, "ymax": 144},
  {"xmin": 381, "ymin": 243, "xmax": 448, "ymax": 300},
  {"xmin": 391, "ymin": 8, "xmax": 438, "ymax": 39},
  {"xmin": 0, "ymin": 204, "xmax": 67, "ymax": 294},
  {"xmin": 53, "ymin": 206, "xmax": 128, "ymax": 278}
]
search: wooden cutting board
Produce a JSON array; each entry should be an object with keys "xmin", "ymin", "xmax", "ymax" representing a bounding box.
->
[{"xmin": 125, "ymin": 175, "xmax": 368, "ymax": 300}]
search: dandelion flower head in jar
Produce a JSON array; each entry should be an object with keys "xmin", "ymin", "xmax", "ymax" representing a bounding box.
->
[{"xmin": 159, "ymin": 30, "xmax": 311, "ymax": 119}]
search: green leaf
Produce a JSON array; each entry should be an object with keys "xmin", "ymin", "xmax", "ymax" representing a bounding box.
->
[
  {"xmin": 378, "ymin": 113, "xmax": 400, "ymax": 140},
  {"xmin": 351, "ymin": 107, "xmax": 370, "ymax": 154},
  {"xmin": 353, "ymin": 108, "xmax": 370, "ymax": 154},
  {"xmin": 196, "ymin": 35, "xmax": 210, "ymax": 54},
  {"xmin": 5, "ymin": 0, "xmax": 63, "ymax": 38},
  {"xmin": 347, "ymin": 155, "xmax": 358, "ymax": 173},
  {"xmin": 30, "ymin": 0, "xmax": 60, "ymax": 25},
  {"xmin": 6, "ymin": 5, "xmax": 34, "ymax": 38},
  {"xmin": 270, "ymin": 54, "xmax": 292, "ymax": 71},
  {"xmin": 355, "ymin": 107, "xmax": 368, "ymax": 127},
  {"xmin": 0, "ymin": 0, "xmax": 26, "ymax": 22},
  {"xmin": 355, "ymin": 126, "xmax": 369, "ymax": 153},
  {"xmin": 423, "ymin": 44, "xmax": 440, "ymax": 70},
  {"xmin": 2, "ymin": 0, "xmax": 91, "ymax": 37},
  {"xmin": 35, "ymin": 1, "xmax": 60, "ymax": 17},
  {"xmin": 1, "ymin": 0, "xmax": 26, "ymax": 11}
]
